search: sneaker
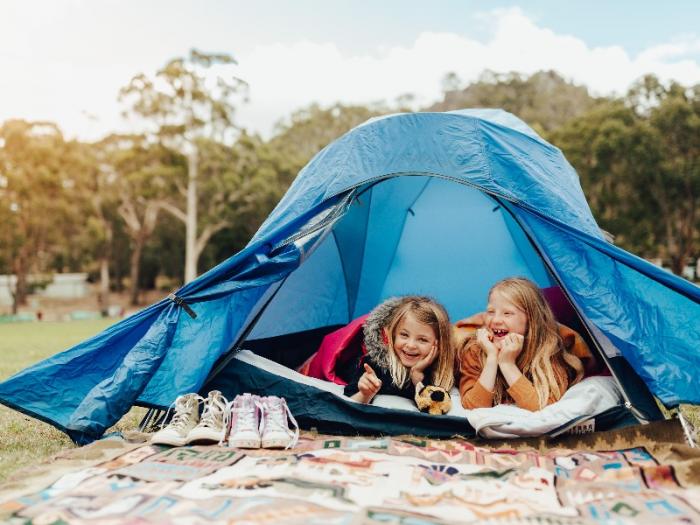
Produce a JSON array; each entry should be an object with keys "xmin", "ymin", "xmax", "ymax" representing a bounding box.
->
[
  {"xmin": 151, "ymin": 393, "xmax": 201, "ymax": 446},
  {"xmin": 259, "ymin": 396, "xmax": 299, "ymax": 449},
  {"xmin": 186, "ymin": 390, "xmax": 228, "ymax": 445},
  {"xmin": 227, "ymin": 393, "xmax": 262, "ymax": 449}
]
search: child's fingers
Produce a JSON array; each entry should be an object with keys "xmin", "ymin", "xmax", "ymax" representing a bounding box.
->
[
  {"xmin": 363, "ymin": 363, "xmax": 377, "ymax": 376},
  {"xmin": 359, "ymin": 374, "xmax": 382, "ymax": 393},
  {"xmin": 366, "ymin": 374, "xmax": 382, "ymax": 389}
]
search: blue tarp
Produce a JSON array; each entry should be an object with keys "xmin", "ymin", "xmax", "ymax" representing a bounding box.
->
[{"xmin": 1, "ymin": 109, "xmax": 698, "ymax": 444}]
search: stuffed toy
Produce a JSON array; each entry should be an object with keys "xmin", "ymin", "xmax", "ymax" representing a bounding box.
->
[{"xmin": 415, "ymin": 384, "xmax": 452, "ymax": 415}]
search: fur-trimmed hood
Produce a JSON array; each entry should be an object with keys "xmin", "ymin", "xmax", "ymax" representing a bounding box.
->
[{"xmin": 362, "ymin": 297, "xmax": 405, "ymax": 373}]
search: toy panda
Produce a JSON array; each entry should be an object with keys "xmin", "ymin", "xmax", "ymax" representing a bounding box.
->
[{"xmin": 415, "ymin": 384, "xmax": 452, "ymax": 415}]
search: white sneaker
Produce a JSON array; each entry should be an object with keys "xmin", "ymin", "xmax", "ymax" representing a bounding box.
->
[
  {"xmin": 151, "ymin": 393, "xmax": 202, "ymax": 446},
  {"xmin": 186, "ymin": 390, "xmax": 228, "ymax": 445},
  {"xmin": 227, "ymin": 393, "xmax": 262, "ymax": 449},
  {"xmin": 259, "ymin": 396, "xmax": 299, "ymax": 449}
]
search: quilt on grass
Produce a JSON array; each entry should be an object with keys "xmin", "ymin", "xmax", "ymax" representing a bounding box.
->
[{"xmin": 1, "ymin": 433, "xmax": 699, "ymax": 524}]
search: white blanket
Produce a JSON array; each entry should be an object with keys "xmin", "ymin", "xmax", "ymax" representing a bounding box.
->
[
  {"xmin": 234, "ymin": 350, "xmax": 623, "ymax": 439},
  {"xmin": 465, "ymin": 376, "xmax": 622, "ymax": 439}
]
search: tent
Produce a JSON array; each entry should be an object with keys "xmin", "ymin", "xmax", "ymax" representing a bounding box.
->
[{"xmin": 1, "ymin": 109, "xmax": 699, "ymax": 445}]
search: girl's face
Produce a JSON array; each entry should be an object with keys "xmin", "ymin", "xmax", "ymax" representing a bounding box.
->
[
  {"xmin": 392, "ymin": 311, "xmax": 438, "ymax": 368},
  {"xmin": 485, "ymin": 289, "xmax": 528, "ymax": 346}
]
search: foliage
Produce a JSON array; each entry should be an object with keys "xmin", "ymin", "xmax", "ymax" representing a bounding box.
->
[
  {"xmin": 120, "ymin": 49, "xmax": 249, "ymax": 282},
  {"xmin": 551, "ymin": 75, "xmax": 700, "ymax": 273},
  {"xmin": 270, "ymin": 102, "xmax": 387, "ymax": 173},
  {"xmin": 0, "ymin": 67, "xmax": 698, "ymax": 290},
  {"xmin": 430, "ymin": 70, "xmax": 601, "ymax": 135},
  {"xmin": 0, "ymin": 121, "xmax": 88, "ymax": 311}
]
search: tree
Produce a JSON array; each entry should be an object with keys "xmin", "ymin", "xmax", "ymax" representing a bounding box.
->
[
  {"xmin": 430, "ymin": 70, "xmax": 601, "ymax": 135},
  {"xmin": 270, "ymin": 103, "xmax": 386, "ymax": 177},
  {"xmin": 120, "ymin": 49, "xmax": 248, "ymax": 283},
  {"xmin": 74, "ymin": 142, "xmax": 123, "ymax": 315},
  {"xmin": 552, "ymin": 75, "xmax": 700, "ymax": 275},
  {"xmin": 100, "ymin": 134, "xmax": 185, "ymax": 305},
  {"xmin": 0, "ymin": 120, "xmax": 81, "ymax": 312},
  {"xmin": 638, "ymin": 77, "xmax": 700, "ymax": 274},
  {"xmin": 199, "ymin": 133, "xmax": 295, "ymax": 267}
]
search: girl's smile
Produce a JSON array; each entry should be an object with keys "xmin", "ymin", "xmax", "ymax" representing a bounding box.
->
[{"xmin": 393, "ymin": 312, "xmax": 437, "ymax": 367}]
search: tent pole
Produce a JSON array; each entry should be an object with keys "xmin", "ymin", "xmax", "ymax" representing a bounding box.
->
[
  {"xmin": 202, "ymin": 193, "xmax": 357, "ymax": 388},
  {"xmin": 139, "ymin": 408, "xmax": 157, "ymax": 432},
  {"xmin": 496, "ymin": 198, "xmax": 647, "ymax": 423}
]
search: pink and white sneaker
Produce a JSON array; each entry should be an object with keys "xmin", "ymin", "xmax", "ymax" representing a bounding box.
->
[
  {"xmin": 259, "ymin": 396, "xmax": 299, "ymax": 449},
  {"xmin": 226, "ymin": 393, "xmax": 262, "ymax": 449}
]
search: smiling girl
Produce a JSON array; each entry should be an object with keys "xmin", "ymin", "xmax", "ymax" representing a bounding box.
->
[
  {"xmin": 344, "ymin": 296, "xmax": 455, "ymax": 404},
  {"xmin": 457, "ymin": 278, "xmax": 585, "ymax": 411}
]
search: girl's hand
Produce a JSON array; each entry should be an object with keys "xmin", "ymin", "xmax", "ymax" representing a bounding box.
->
[
  {"xmin": 497, "ymin": 333, "xmax": 524, "ymax": 364},
  {"xmin": 357, "ymin": 363, "xmax": 382, "ymax": 402},
  {"xmin": 476, "ymin": 328, "xmax": 498, "ymax": 360},
  {"xmin": 410, "ymin": 343, "xmax": 437, "ymax": 385}
]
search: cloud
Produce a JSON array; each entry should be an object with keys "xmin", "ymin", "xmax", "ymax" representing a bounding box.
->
[
  {"xmin": 236, "ymin": 7, "xmax": 700, "ymax": 136},
  {"xmin": 2, "ymin": 6, "xmax": 699, "ymax": 140}
]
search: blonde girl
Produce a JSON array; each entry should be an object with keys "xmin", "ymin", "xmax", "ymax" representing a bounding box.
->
[
  {"xmin": 344, "ymin": 296, "xmax": 455, "ymax": 404},
  {"xmin": 458, "ymin": 278, "xmax": 585, "ymax": 411}
]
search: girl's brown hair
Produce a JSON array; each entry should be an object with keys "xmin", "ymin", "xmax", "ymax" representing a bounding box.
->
[
  {"xmin": 383, "ymin": 296, "xmax": 455, "ymax": 390},
  {"xmin": 486, "ymin": 278, "xmax": 583, "ymax": 408}
]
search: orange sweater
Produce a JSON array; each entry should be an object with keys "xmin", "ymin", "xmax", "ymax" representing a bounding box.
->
[{"xmin": 457, "ymin": 323, "xmax": 594, "ymax": 411}]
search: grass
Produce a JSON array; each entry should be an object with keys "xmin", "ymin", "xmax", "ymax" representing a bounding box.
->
[{"xmin": 0, "ymin": 319, "xmax": 146, "ymax": 483}]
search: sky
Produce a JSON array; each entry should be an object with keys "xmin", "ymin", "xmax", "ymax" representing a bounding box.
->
[{"xmin": 2, "ymin": 0, "xmax": 700, "ymax": 141}]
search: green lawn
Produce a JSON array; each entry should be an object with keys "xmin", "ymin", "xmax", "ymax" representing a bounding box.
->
[{"xmin": 0, "ymin": 319, "xmax": 146, "ymax": 483}]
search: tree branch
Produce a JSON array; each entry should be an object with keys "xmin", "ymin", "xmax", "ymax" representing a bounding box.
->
[
  {"xmin": 195, "ymin": 219, "xmax": 230, "ymax": 259},
  {"xmin": 156, "ymin": 200, "xmax": 187, "ymax": 223}
]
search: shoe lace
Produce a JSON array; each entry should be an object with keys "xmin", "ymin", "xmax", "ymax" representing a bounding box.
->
[
  {"xmin": 199, "ymin": 392, "xmax": 227, "ymax": 430},
  {"xmin": 161, "ymin": 394, "xmax": 202, "ymax": 432},
  {"xmin": 221, "ymin": 395, "xmax": 262, "ymax": 445},
  {"xmin": 261, "ymin": 397, "xmax": 299, "ymax": 449}
]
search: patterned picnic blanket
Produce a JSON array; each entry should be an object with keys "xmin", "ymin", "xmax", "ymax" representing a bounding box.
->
[{"xmin": 1, "ymin": 431, "xmax": 699, "ymax": 524}]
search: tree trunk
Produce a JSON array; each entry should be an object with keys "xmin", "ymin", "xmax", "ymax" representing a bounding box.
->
[
  {"xmin": 129, "ymin": 239, "xmax": 143, "ymax": 306},
  {"xmin": 184, "ymin": 149, "xmax": 198, "ymax": 283},
  {"xmin": 98, "ymin": 256, "xmax": 110, "ymax": 316},
  {"xmin": 11, "ymin": 254, "xmax": 28, "ymax": 315}
]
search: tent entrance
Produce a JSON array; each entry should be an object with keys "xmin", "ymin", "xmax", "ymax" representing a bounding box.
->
[
  {"xmin": 249, "ymin": 175, "xmax": 555, "ymax": 345},
  {"xmin": 196, "ymin": 175, "xmax": 663, "ymax": 436}
]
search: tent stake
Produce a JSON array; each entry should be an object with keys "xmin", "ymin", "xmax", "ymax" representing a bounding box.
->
[{"xmin": 678, "ymin": 411, "xmax": 696, "ymax": 448}]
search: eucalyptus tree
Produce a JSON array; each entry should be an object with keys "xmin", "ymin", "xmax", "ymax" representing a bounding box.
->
[
  {"xmin": 431, "ymin": 70, "xmax": 600, "ymax": 135},
  {"xmin": 119, "ymin": 49, "xmax": 248, "ymax": 283},
  {"xmin": 270, "ymin": 103, "xmax": 385, "ymax": 178},
  {"xmin": 100, "ymin": 134, "xmax": 185, "ymax": 305},
  {"xmin": 552, "ymin": 75, "xmax": 700, "ymax": 276},
  {"xmin": 634, "ymin": 76, "xmax": 700, "ymax": 275},
  {"xmin": 0, "ymin": 120, "xmax": 79, "ymax": 312},
  {"xmin": 73, "ymin": 141, "xmax": 122, "ymax": 315}
]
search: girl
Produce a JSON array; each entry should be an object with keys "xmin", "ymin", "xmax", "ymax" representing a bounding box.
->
[
  {"xmin": 458, "ymin": 278, "xmax": 585, "ymax": 411},
  {"xmin": 344, "ymin": 296, "xmax": 455, "ymax": 404}
]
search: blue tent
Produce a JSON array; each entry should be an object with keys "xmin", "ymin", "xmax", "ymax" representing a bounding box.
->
[{"xmin": 1, "ymin": 109, "xmax": 699, "ymax": 444}]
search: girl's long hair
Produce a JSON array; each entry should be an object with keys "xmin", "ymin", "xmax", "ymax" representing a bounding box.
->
[
  {"xmin": 486, "ymin": 278, "xmax": 583, "ymax": 408},
  {"xmin": 383, "ymin": 296, "xmax": 455, "ymax": 391}
]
